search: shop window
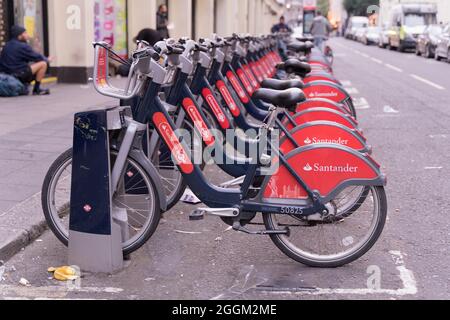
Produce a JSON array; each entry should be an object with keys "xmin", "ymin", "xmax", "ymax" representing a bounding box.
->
[
  {"xmin": 94, "ymin": 0, "xmax": 128, "ymax": 59},
  {"xmin": 0, "ymin": 0, "xmax": 9, "ymax": 51},
  {"xmin": 12, "ymin": 0, "xmax": 45, "ymax": 54}
]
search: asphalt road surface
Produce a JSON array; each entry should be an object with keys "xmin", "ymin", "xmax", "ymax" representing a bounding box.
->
[{"xmin": 1, "ymin": 38, "xmax": 449, "ymax": 300}]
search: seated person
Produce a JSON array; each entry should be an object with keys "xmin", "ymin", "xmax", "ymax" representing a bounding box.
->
[{"xmin": 0, "ymin": 25, "xmax": 51, "ymax": 95}]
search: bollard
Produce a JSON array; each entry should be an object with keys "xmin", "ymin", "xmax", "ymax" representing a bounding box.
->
[{"xmin": 68, "ymin": 107, "xmax": 131, "ymax": 273}]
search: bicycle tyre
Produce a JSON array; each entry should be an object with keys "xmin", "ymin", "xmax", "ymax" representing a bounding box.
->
[{"xmin": 41, "ymin": 148, "xmax": 161, "ymax": 256}]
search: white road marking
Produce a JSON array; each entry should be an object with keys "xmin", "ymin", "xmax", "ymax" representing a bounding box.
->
[
  {"xmin": 174, "ymin": 230, "xmax": 202, "ymax": 235},
  {"xmin": 345, "ymin": 87, "xmax": 360, "ymax": 95},
  {"xmin": 410, "ymin": 74, "xmax": 445, "ymax": 90},
  {"xmin": 353, "ymin": 98, "xmax": 371, "ymax": 110},
  {"xmin": 354, "ymin": 50, "xmax": 361, "ymax": 54},
  {"xmin": 384, "ymin": 105, "xmax": 400, "ymax": 114},
  {"xmin": 429, "ymin": 134, "xmax": 447, "ymax": 139},
  {"xmin": 371, "ymin": 57, "xmax": 383, "ymax": 64},
  {"xmin": 361, "ymin": 53, "xmax": 370, "ymax": 58},
  {"xmin": 0, "ymin": 284, "xmax": 123, "ymax": 299},
  {"xmin": 340, "ymin": 80, "xmax": 353, "ymax": 87},
  {"xmin": 385, "ymin": 64, "xmax": 403, "ymax": 72},
  {"xmin": 424, "ymin": 167, "xmax": 443, "ymax": 170},
  {"xmin": 257, "ymin": 251, "xmax": 417, "ymax": 297}
]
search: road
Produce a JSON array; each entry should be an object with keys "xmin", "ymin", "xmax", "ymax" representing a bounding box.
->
[{"xmin": 1, "ymin": 37, "xmax": 450, "ymax": 300}]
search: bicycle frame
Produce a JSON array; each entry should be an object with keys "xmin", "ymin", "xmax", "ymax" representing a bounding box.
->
[{"xmin": 134, "ymin": 79, "xmax": 331, "ymax": 217}]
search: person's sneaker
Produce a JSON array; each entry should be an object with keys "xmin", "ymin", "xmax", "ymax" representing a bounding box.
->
[{"xmin": 32, "ymin": 88, "xmax": 51, "ymax": 95}]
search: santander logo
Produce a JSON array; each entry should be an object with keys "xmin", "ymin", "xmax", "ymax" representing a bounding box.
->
[
  {"xmin": 303, "ymin": 163, "xmax": 359, "ymax": 173},
  {"xmin": 308, "ymin": 91, "xmax": 338, "ymax": 98},
  {"xmin": 303, "ymin": 137, "xmax": 349, "ymax": 146}
]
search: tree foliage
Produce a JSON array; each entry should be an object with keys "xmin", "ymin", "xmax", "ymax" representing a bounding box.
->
[
  {"xmin": 344, "ymin": 0, "xmax": 380, "ymax": 16},
  {"xmin": 318, "ymin": 0, "xmax": 330, "ymax": 15}
]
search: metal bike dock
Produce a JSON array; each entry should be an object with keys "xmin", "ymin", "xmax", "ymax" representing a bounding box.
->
[{"xmin": 68, "ymin": 106, "xmax": 132, "ymax": 273}]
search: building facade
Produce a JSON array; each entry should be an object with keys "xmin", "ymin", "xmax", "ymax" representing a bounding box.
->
[{"xmin": 0, "ymin": 0, "xmax": 282, "ymax": 83}]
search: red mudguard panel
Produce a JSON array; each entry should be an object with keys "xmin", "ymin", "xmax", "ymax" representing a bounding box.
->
[
  {"xmin": 295, "ymin": 99, "xmax": 353, "ymax": 116},
  {"xmin": 243, "ymin": 65, "xmax": 260, "ymax": 90},
  {"xmin": 216, "ymin": 80, "xmax": 241, "ymax": 117},
  {"xmin": 263, "ymin": 146, "xmax": 381, "ymax": 200},
  {"xmin": 308, "ymin": 61, "xmax": 332, "ymax": 72},
  {"xmin": 236, "ymin": 69, "xmax": 254, "ymax": 95},
  {"xmin": 226, "ymin": 71, "xmax": 250, "ymax": 104},
  {"xmin": 304, "ymin": 75, "xmax": 339, "ymax": 85},
  {"xmin": 286, "ymin": 109, "xmax": 358, "ymax": 131},
  {"xmin": 152, "ymin": 112, "xmax": 194, "ymax": 174},
  {"xmin": 303, "ymin": 83, "xmax": 348, "ymax": 103},
  {"xmin": 96, "ymin": 46, "xmax": 108, "ymax": 87},
  {"xmin": 250, "ymin": 62, "xmax": 264, "ymax": 83},
  {"xmin": 280, "ymin": 123, "xmax": 367, "ymax": 154},
  {"xmin": 181, "ymin": 98, "xmax": 215, "ymax": 146},
  {"xmin": 201, "ymin": 88, "xmax": 231, "ymax": 130}
]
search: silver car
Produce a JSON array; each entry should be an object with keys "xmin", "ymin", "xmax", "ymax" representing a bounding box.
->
[
  {"xmin": 378, "ymin": 24, "xmax": 390, "ymax": 48},
  {"xmin": 434, "ymin": 24, "xmax": 450, "ymax": 62},
  {"xmin": 362, "ymin": 26, "xmax": 381, "ymax": 45}
]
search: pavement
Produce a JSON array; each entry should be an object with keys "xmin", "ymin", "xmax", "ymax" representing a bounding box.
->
[
  {"xmin": 1, "ymin": 38, "xmax": 450, "ymax": 300},
  {"xmin": 0, "ymin": 80, "xmax": 118, "ymax": 262}
]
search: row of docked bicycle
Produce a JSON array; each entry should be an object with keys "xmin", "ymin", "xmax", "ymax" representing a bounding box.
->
[{"xmin": 42, "ymin": 32, "xmax": 387, "ymax": 268}]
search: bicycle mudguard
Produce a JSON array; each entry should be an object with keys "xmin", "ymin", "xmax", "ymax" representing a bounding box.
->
[
  {"xmin": 261, "ymin": 145, "xmax": 385, "ymax": 203},
  {"xmin": 128, "ymin": 149, "xmax": 168, "ymax": 212},
  {"xmin": 243, "ymin": 64, "xmax": 260, "ymax": 90},
  {"xmin": 236, "ymin": 68, "xmax": 255, "ymax": 96},
  {"xmin": 285, "ymin": 108, "xmax": 362, "ymax": 136},
  {"xmin": 308, "ymin": 61, "xmax": 333, "ymax": 73},
  {"xmin": 295, "ymin": 98, "xmax": 353, "ymax": 117},
  {"xmin": 303, "ymin": 73, "xmax": 340, "ymax": 85},
  {"xmin": 303, "ymin": 81, "xmax": 352, "ymax": 107},
  {"xmin": 280, "ymin": 121, "xmax": 370, "ymax": 154}
]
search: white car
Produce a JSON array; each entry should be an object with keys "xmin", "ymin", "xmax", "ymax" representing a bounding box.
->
[
  {"xmin": 355, "ymin": 27, "xmax": 367, "ymax": 42},
  {"xmin": 345, "ymin": 16, "xmax": 369, "ymax": 40},
  {"xmin": 362, "ymin": 26, "xmax": 381, "ymax": 45},
  {"xmin": 378, "ymin": 25, "xmax": 390, "ymax": 48}
]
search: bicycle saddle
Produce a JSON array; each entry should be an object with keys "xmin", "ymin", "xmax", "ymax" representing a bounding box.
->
[
  {"xmin": 277, "ymin": 59, "xmax": 312, "ymax": 76},
  {"xmin": 304, "ymin": 41, "xmax": 314, "ymax": 49},
  {"xmin": 296, "ymin": 35, "xmax": 314, "ymax": 42},
  {"xmin": 287, "ymin": 41, "xmax": 308, "ymax": 53},
  {"xmin": 261, "ymin": 78, "xmax": 304, "ymax": 90},
  {"xmin": 253, "ymin": 88, "xmax": 306, "ymax": 111}
]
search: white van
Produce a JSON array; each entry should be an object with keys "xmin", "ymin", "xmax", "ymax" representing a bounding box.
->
[{"xmin": 345, "ymin": 16, "xmax": 370, "ymax": 40}]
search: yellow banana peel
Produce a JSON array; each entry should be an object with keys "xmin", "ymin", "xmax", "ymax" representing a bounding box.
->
[{"xmin": 48, "ymin": 266, "xmax": 79, "ymax": 281}]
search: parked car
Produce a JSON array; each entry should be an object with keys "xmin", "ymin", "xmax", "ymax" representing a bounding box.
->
[
  {"xmin": 362, "ymin": 26, "xmax": 381, "ymax": 45},
  {"xmin": 416, "ymin": 24, "xmax": 443, "ymax": 58},
  {"xmin": 434, "ymin": 24, "xmax": 450, "ymax": 62},
  {"xmin": 345, "ymin": 16, "xmax": 369, "ymax": 40},
  {"xmin": 355, "ymin": 27, "xmax": 368, "ymax": 43},
  {"xmin": 388, "ymin": 3, "xmax": 438, "ymax": 52},
  {"xmin": 378, "ymin": 24, "xmax": 390, "ymax": 48}
]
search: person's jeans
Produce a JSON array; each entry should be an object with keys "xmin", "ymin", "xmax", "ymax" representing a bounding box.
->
[{"xmin": 314, "ymin": 37, "xmax": 325, "ymax": 52}]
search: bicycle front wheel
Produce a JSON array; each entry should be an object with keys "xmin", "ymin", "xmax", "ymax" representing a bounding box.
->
[{"xmin": 41, "ymin": 149, "xmax": 161, "ymax": 255}]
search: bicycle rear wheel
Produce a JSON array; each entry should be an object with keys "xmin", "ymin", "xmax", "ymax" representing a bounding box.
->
[
  {"xmin": 263, "ymin": 186, "xmax": 387, "ymax": 268},
  {"xmin": 41, "ymin": 149, "xmax": 161, "ymax": 255}
]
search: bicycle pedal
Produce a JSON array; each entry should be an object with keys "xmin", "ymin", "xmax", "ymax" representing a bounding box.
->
[{"xmin": 189, "ymin": 210, "xmax": 205, "ymax": 221}]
